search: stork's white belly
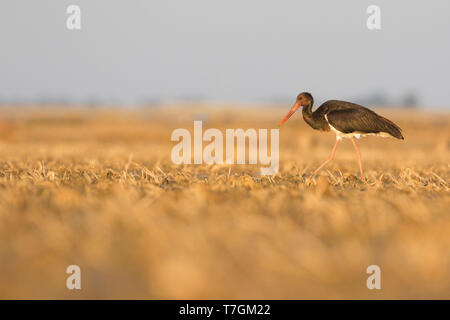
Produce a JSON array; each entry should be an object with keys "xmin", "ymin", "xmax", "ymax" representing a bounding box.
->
[{"xmin": 324, "ymin": 114, "xmax": 392, "ymax": 141}]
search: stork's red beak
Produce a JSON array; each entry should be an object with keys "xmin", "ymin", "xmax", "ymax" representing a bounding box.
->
[{"xmin": 279, "ymin": 102, "xmax": 301, "ymax": 126}]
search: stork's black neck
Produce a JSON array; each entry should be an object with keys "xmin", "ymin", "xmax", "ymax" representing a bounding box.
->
[
  {"xmin": 302, "ymin": 100, "xmax": 330, "ymax": 131},
  {"xmin": 302, "ymin": 101, "xmax": 313, "ymax": 118}
]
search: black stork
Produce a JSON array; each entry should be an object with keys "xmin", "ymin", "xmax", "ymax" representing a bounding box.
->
[{"xmin": 279, "ymin": 92, "xmax": 404, "ymax": 179}]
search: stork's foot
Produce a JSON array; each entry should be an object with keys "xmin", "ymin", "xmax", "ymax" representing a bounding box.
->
[
  {"xmin": 359, "ymin": 170, "xmax": 365, "ymax": 181},
  {"xmin": 304, "ymin": 173, "xmax": 317, "ymax": 185},
  {"xmin": 350, "ymin": 173, "xmax": 366, "ymax": 182}
]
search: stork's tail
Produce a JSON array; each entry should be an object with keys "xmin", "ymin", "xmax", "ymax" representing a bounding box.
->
[{"xmin": 378, "ymin": 115, "xmax": 404, "ymax": 140}]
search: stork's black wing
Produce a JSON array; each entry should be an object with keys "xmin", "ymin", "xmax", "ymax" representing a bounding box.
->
[{"xmin": 326, "ymin": 107, "xmax": 404, "ymax": 139}]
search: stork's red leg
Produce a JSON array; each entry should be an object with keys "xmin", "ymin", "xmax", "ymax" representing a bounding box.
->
[
  {"xmin": 312, "ymin": 139, "xmax": 339, "ymax": 176},
  {"xmin": 351, "ymin": 137, "xmax": 365, "ymax": 179}
]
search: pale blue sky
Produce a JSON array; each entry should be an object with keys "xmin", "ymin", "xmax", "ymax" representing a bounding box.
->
[{"xmin": 0, "ymin": 0, "xmax": 449, "ymax": 107}]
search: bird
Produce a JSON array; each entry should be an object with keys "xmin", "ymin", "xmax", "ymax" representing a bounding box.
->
[{"xmin": 279, "ymin": 92, "xmax": 404, "ymax": 179}]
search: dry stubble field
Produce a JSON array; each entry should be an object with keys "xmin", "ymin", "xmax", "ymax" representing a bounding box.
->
[{"xmin": 0, "ymin": 105, "xmax": 448, "ymax": 299}]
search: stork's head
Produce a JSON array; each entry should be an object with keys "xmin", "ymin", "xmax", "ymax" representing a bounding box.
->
[{"xmin": 279, "ymin": 92, "xmax": 313, "ymax": 126}]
